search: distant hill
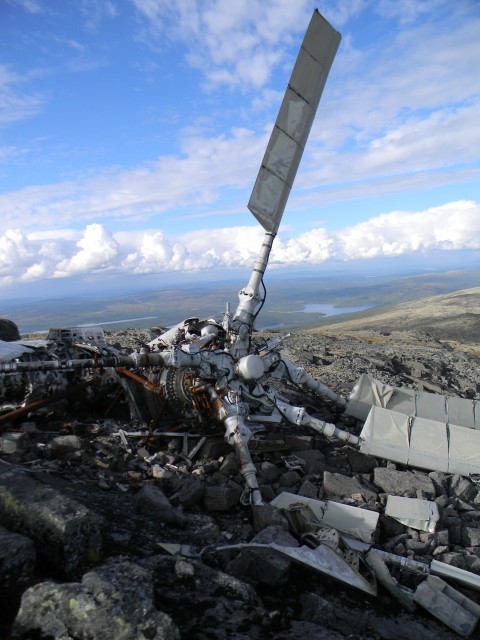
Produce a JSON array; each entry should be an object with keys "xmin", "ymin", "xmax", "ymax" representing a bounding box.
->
[
  {"xmin": 313, "ymin": 286, "xmax": 480, "ymax": 351},
  {"xmin": 6, "ymin": 267, "xmax": 480, "ymax": 335}
]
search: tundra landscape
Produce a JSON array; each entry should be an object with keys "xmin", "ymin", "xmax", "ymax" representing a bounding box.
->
[{"xmin": 2, "ymin": 281, "xmax": 480, "ymax": 639}]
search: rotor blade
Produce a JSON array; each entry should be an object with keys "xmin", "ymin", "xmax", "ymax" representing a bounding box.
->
[{"xmin": 248, "ymin": 10, "xmax": 340, "ymax": 233}]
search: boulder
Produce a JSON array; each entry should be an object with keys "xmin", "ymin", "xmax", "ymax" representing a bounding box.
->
[
  {"xmin": 203, "ymin": 483, "xmax": 243, "ymax": 511},
  {"xmin": 373, "ymin": 468, "xmax": 435, "ymax": 499},
  {"xmin": 323, "ymin": 471, "xmax": 377, "ymax": 502},
  {"xmin": 226, "ymin": 525, "xmax": 298, "ymax": 586},
  {"xmin": 134, "ymin": 484, "xmax": 186, "ymax": 527},
  {"xmin": 0, "ymin": 319, "xmax": 20, "ymax": 341},
  {"xmin": 12, "ymin": 560, "xmax": 179, "ymax": 640},
  {"xmin": 0, "ymin": 467, "xmax": 102, "ymax": 577}
]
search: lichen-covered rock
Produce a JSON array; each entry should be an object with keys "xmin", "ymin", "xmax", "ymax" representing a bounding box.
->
[
  {"xmin": 0, "ymin": 467, "xmax": 102, "ymax": 577},
  {"xmin": 11, "ymin": 560, "xmax": 179, "ymax": 640},
  {"xmin": 147, "ymin": 554, "xmax": 265, "ymax": 638}
]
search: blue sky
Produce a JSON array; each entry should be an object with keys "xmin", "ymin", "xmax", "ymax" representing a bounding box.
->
[{"xmin": 1, "ymin": 0, "xmax": 480, "ymax": 299}]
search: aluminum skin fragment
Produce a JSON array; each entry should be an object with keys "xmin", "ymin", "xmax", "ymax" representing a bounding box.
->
[
  {"xmin": 414, "ymin": 574, "xmax": 480, "ymax": 637},
  {"xmin": 271, "ymin": 491, "xmax": 379, "ymax": 544},
  {"xmin": 385, "ymin": 496, "xmax": 439, "ymax": 533},
  {"xmin": 359, "ymin": 405, "xmax": 480, "ymax": 475},
  {"xmin": 347, "ymin": 373, "xmax": 479, "ymax": 429},
  {"xmin": 216, "ymin": 542, "xmax": 377, "ymax": 597}
]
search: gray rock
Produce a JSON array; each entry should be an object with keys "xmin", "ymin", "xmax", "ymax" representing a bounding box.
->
[
  {"xmin": 147, "ymin": 555, "xmax": 264, "ymax": 638},
  {"xmin": 203, "ymin": 483, "xmax": 243, "ymax": 511},
  {"xmin": 0, "ymin": 525, "xmax": 35, "ymax": 590},
  {"xmin": 323, "ymin": 471, "xmax": 377, "ymax": 501},
  {"xmin": 429, "ymin": 471, "xmax": 449, "ymax": 496},
  {"xmin": 300, "ymin": 592, "xmax": 336, "ymax": 627},
  {"xmin": 257, "ymin": 460, "xmax": 283, "ymax": 483},
  {"xmin": 451, "ymin": 497, "xmax": 475, "ymax": 511},
  {"xmin": 434, "ymin": 529, "xmax": 450, "ymax": 546},
  {"xmin": 134, "ymin": 484, "xmax": 186, "ymax": 526},
  {"xmin": 252, "ymin": 504, "xmax": 289, "ymax": 532},
  {"xmin": 378, "ymin": 514, "xmax": 407, "ymax": 541},
  {"xmin": 226, "ymin": 525, "xmax": 298, "ymax": 586},
  {"xmin": 294, "ymin": 449, "xmax": 326, "ymax": 474},
  {"xmin": 368, "ymin": 612, "xmax": 460, "ymax": 640},
  {"xmin": 0, "ymin": 432, "xmax": 26, "ymax": 455},
  {"xmin": 259, "ymin": 483, "xmax": 276, "ymax": 502},
  {"xmin": 12, "ymin": 560, "xmax": 179, "ymax": 640},
  {"xmin": 297, "ymin": 478, "xmax": 319, "ymax": 498},
  {"xmin": 347, "ymin": 449, "xmax": 378, "ymax": 473},
  {"xmin": 435, "ymin": 494, "xmax": 450, "ymax": 508},
  {"xmin": 373, "ymin": 467, "xmax": 435, "ymax": 498},
  {"xmin": 464, "ymin": 554, "xmax": 480, "ymax": 574},
  {"xmin": 278, "ymin": 470, "xmax": 302, "ymax": 488},
  {"xmin": 47, "ymin": 435, "xmax": 84, "ymax": 458},
  {"xmin": 0, "ymin": 467, "xmax": 102, "ymax": 577},
  {"xmin": 437, "ymin": 551, "xmax": 468, "ymax": 570},
  {"xmin": 218, "ymin": 452, "xmax": 240, "ymax": 477},
  {"xmin": 461, "ymin": 526, "xmax": 480, "ymax": 547},
  {"xmin": 176, "ymin": 476, "xmax": 205, "ymax": 508},
  {"xmin": 405, "ymin": 538, "xmax": 430, "ymax": 555},
  {"xmin": 449, "ymin": 475, "xmax": 477, "ymax": 502}
]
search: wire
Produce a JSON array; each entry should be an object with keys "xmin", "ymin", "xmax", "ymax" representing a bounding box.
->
[{"xmin": 253, "ymin": 277, "xmax": 267, "ymax": 322}]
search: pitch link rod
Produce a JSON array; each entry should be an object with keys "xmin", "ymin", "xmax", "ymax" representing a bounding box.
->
[
  {"xmin": 206, "ymin": 387, "xmax": 263, "ymax": 506},
  {"xmin": 281, "ymin": 359, "xmax": 347, "ymax": 410},
  {"xmin": 275, "ymin": 399, "xmax": 359, "ymax": 445}
]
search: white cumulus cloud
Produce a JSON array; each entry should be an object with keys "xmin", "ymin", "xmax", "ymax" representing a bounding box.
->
[{"xmin": 1, "ymin": 200, "xmax": 479, "ymax": 290}]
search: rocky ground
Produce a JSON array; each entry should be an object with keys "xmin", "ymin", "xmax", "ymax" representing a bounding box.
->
[{"xmin": 2, "ymin": 325, "xmax": 480, "ymax": 639}]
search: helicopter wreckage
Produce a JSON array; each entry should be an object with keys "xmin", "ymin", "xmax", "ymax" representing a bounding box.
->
[{"xmin": 2, "ymin": 10, "xmax": 480, "ymax": 637}]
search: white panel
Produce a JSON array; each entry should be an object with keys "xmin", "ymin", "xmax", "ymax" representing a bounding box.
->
[
  {"xmin": 387, "ymin": 388, "xmax": 416, "ymax": 415},
  {"xmin": 385, "ymin": 496, "xmax": 439, "ymax": 532},
  {"xmin": 431, "ymin": 559, "xmax": 480, "ymax": 591},
  {"xmin": 415, "ymin": 393, "xmax": 446, "ymax": 423},
  {"xmin": 262, "ymin": 127, "xmax": 300, "ymax": 184},
  {"xmin": 346, "ymin": 374, "xmax": 394, "ymax": 421},
  {"xmin": 408, "ymin": 416, "xmax": 449, "ymax": 473},
  {"xmin": 359, "ymin": 406, "xmax": 410, "ymax": 464},
  {"xmin": 414, "ymin": 575, "xmax": 480, "ymax": 636},
  {"xmin": 302, "ymin": 10, "xmax": 340, "ymax": 63},
  {"xmin": 447, "ymin": 396, "xmax": 476, "ymax": 429},
  {"xmin": 289, "ymin": 49, "xmax": 323, "ymax": 105},
  {"xmin": 448, "ymin": 423, "xmax": 480, "ymax": 475},
  {"xmin": 276, "ymin": 89, "xmax": 313, "ymax": 146},
  {"xmin": 270, "ymin": 492, "xmax": 378, "ymax": 544},
  {"xmin": 248, "ymin": 169, "xmax": 290, "ymax": 232},
  {"xmin": 348, "ymin": 374, "xmax": 479, "ymax": 432},
  {"xmin": 0, "ymin": 340, "xmax": 35, "ymax": 362}
]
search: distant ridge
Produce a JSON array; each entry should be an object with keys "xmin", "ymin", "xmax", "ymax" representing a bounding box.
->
[{"xmin": 313, "ymin": 286, "xmax": 480, "ymax": 347}]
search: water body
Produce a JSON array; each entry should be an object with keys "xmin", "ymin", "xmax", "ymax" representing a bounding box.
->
[{"xmin": 293, "ymin": 304, "xmax": 372, "ymax": 316}]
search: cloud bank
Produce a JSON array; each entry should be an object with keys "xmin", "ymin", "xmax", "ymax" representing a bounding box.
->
[{"xmin": 1, "ymin": 200, "xmax": 478, "ymax": 288}]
